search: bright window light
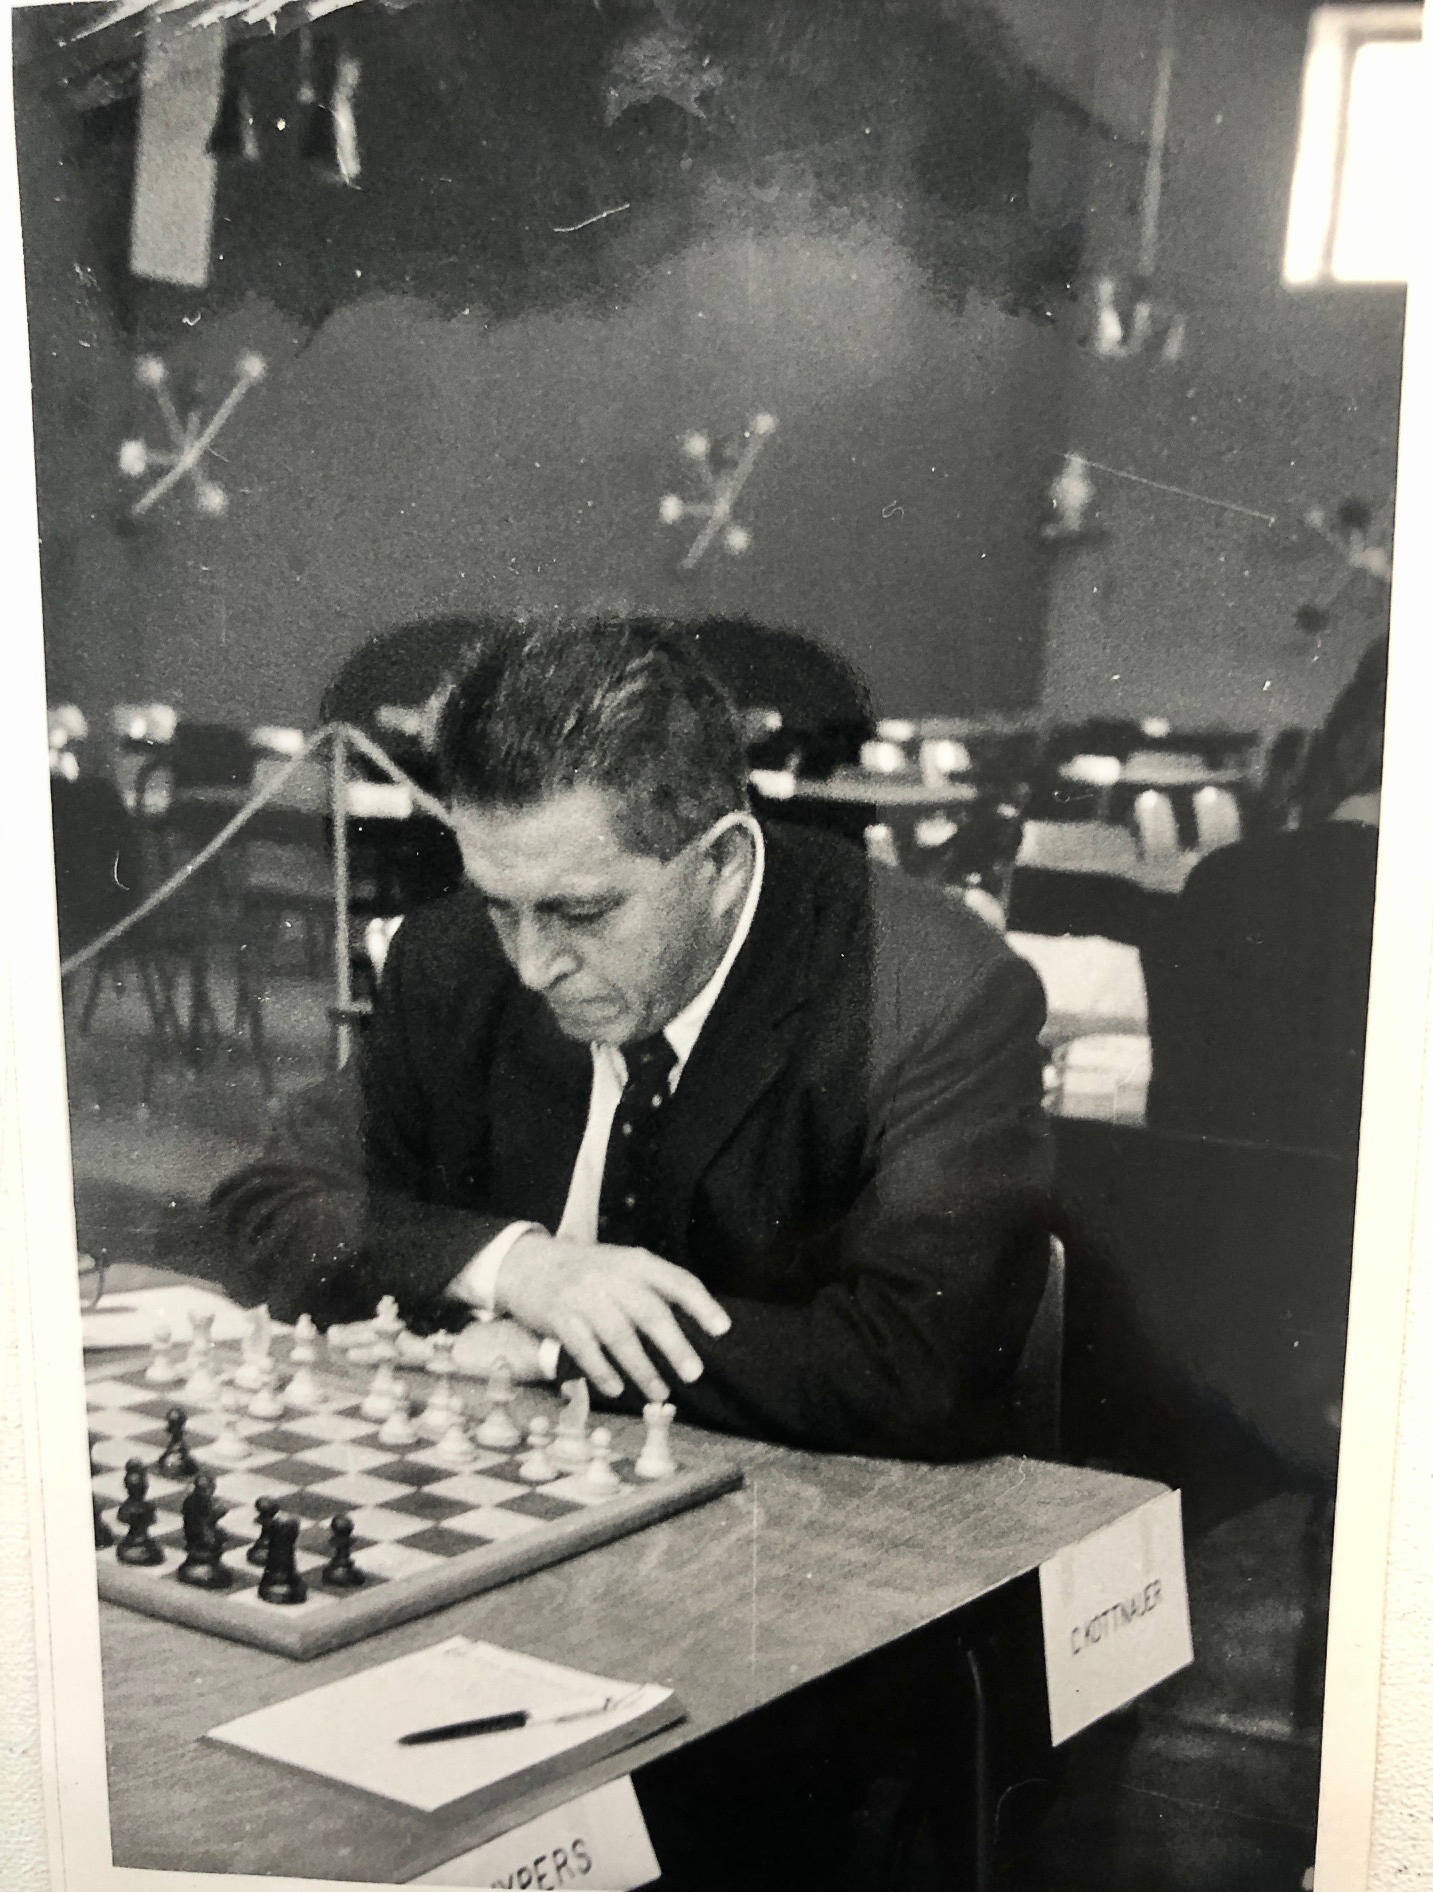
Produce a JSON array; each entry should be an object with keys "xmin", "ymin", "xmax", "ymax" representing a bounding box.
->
[{"xmin": 1284, "ymin": 4, "xmax": 1424, "ymax": 287}]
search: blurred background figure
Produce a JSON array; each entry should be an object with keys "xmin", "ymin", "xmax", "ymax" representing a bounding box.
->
[{"xmin": 1141, "ymin": 633, "xmax": 1387, "ymax": 1157}]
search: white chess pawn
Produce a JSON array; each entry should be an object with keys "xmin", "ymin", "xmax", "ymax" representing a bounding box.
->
[
  {"xmin": 143, "ymin": 1322, "xmax": 182, "ymax": 1388},
  {"xmin": 634, "ymin": 1402, "xmax": 678, "ymax": 1481},
  {"xmin": 377, "ymin": 1389, "xmax": 418, "ymax": 1448},
  {"xmin": 231, "ymin": 1305, "xmax": 272, "ymax": 1391},
  {"xmin": 550, "ymin": 1378, "xmax": 591, "ymax": 1471},
  {"xmin": 246, "ymin": 1358, "xmax": 285, "ymax": 1420},
  {"xmin": 284, "ymin": 1358, "xmax": 324, "ymax": 1410},
  {"xmin": 474, "ymin": 1361, "xmax": 521, "ymax": 1449},
  {"xmin": 518, "ymin": 1416, "xmax": 558, "ymax": 1483},
  {"xmin": 207, "ymin": 1385, "xmax": 251, "ymax": 1466},
  {"xmin": 359, "ymin": 1361, "xmax": 400, "ymax": 1423},
  {"xmin": 579, "ymin": 1427, "xmax": 623, "ymax": 1499},
  {"xmin": 434, "ymin": 1399, "xmax": 477, "ymax": 1465},
  {"xmin": 290, "ymin": 1312, "xmax": 319, "ymax": 1361}
]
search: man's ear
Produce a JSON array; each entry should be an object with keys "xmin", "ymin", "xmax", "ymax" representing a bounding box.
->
[{"xmin": 705, "ymin": 815, "xmax": 757, "ymax": 902}]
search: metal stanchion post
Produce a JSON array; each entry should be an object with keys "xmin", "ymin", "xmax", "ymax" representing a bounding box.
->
[{"xmin": 330, "ymin": 727, "xmax": 354, "ymax": 1069}]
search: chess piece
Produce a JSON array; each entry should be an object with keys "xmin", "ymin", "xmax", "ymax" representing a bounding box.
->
[
  {"xmin": 283, "ymin": 1311, "xmax": 324, "ymax": 1408},
  {"xmin": 182, "ymin": 1311, "xmax": 222, "ymax": 1405},
  {"xmin": 143, "ymin": 1322, "xmax": 182, "ymax": 1388},
  {"xmin": 93, "ymin": 1492, "xmax": 114, "ymax": 1549},
  {"xmin": 320, "ymin": 1514, "xmax": 366, "ymax": 1590},
  {"xmin": 366, "ymin": 1294, "xmax": 404, "ymax": 1365},
  {"xmin": 176, "ymin": 1473, "xmax": 233, "ymax": 1589},
  {"xmin": 519, "ymin": 1416, "xmax": 558, "ymax": 1483},
  {"xmin": 232, "ymin": 1304, "xmax": 273, "ymax": 1391},
  {"xmin": 246, "ymin": 1359, "xmax": 285, "ymax": 1420},
  {"xmin": 634, "ymin": 1402, "xmax": 678, "ymax": 1481},
  {"xmin": 155, "ymin": 1407, "xmax": 200, "ymax": 1479},
  {"xmin": 207, "ymin": 1385, "xmax": 251, "ymax": 1466},
  {"xmin": 475, "ymin": 1359, "xmax": 521, "ymax": 1449},
  {"xmin": 360, "ymin": 1361, "xmax": 401, "ymax": 1423},
  {"xmin": 417, "ymin": 1333, "xmax": 458, "ymax": 1439},
  {"xmin": 434, "ymin": 1400, "xmax": 477, "ymax": 1465},
  {"xmin": 115, "ymin": 1459, "xmax": 164, "ymax": 1566},
  {"xmin": 551, "ymin": 1378, "xmax": 591, "ymax": 1470},
  {"xmin": 376, "ymin": 1389, "xmax": 418, "ymax": 1448},
  {"xmin": 257, "ymin": 1515, "xmax": 306, "ymax": 1605},
  {"xmin": 579, "ymin": 1427, "xmax": 623, "ymax": 1499},
  {"xmin": 247, "ymin": 1495, "xmax": 281, "ymax": 1568}
]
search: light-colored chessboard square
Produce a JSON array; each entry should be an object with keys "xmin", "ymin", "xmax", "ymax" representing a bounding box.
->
[
  {"xmin": 91, "ymin": 1436, "xmax": 170, "ymax": 1471},
  {"xmin": 273, "ymin": 1409, "xmax": 373, "ymax": 1443},
  {"xmin": 541, "ymin": 1473, "xmax": 629, "ymax": 1508},
  {"xmin": 357, "ymin": 1539, "xmax": 446, "ymax": 1581},
  {"xmin": 342, "ymin": 1505, "xmax": 443, "ymax": 1544},
  {"xmin": 182, "ymin": 1411, "xmax": 271, "ymax": 1442},
  {"xmin": 86, "ymin": 1379, "xmax": 166, "ymax": 1409},
  {"xmin": 302, "ymin": 1470, "xmax": 422, "ymax": 1508},
  {"xmin": 87, "ymin": 1408, "xmax": 169, "ymax": 1439},
  {"xmin": 440, "ymin": 1505, "xmax": 545, "ymax": 1542},
  {"xmin": 287, "ymin": 1441, "xmax": 397, "ymax": 1475},
  {"xmin": 421, "ymin": 1470, "xmax": 531, "ymax": 1508},
  {"xmin": 94, "ymin": 1543, "xmax": 177, "ymax": 1581},
  {"xmin": 211, "ymin": 1469, "xmax": 289, "ymax": 1507},
  {"xmin": 401, "ymin": 1443, "xmax": 509, "ymax": 1473}
]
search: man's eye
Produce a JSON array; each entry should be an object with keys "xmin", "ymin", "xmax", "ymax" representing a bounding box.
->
[{"xmin": 561, "ymin": 907, "xmax": 614, "ymax": 928}]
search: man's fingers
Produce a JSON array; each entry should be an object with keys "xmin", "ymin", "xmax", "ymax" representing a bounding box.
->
[
  {"xmin": 588, "ymin": 1307, "xmax": 670, "ymax": 1405},
  {"xmin": 639, "ymin": 1258, "xmax": 732, "ymax": 1339},
  {"xmin": 622, "ymin": 1287, "xmax": 705, "ymax": 1385},
  {"xmin": 554, "ymin": 1315, "xmax": 624, "ymax": 1400}
]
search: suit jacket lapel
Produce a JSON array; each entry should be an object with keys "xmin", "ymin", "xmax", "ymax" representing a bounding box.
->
[{"xmin": 660, "ymin": 826, "xmax": 816, "ymax": 1215}]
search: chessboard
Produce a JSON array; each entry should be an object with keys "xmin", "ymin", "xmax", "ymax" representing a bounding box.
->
[{"xmin": 88, "ymin": 1307, "xmax": 743, "ymax": 1661}]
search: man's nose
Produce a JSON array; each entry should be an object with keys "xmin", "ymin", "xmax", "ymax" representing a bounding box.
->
[{"xmin": 510, "ymin": 916, "xmax": 577, "ymax": 992}]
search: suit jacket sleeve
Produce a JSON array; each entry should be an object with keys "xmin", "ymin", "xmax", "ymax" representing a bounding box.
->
[
  {"xmin": 208, "ymin": 917, "xmax": 513, "ymax": 1327},
  {"xmin": 618, "ymin": 938, "xmax": 1054, "ymax": 1461}
]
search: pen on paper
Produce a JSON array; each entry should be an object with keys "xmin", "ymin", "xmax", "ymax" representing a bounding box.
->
[{"xmin": 397, "ymin": 1689, "xmax": 643, "ymax": 1746}]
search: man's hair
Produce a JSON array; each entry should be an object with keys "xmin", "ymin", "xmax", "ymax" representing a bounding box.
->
[{"xmin": 435, "ymin": 616, "xmax": 750, "ymax": 859}]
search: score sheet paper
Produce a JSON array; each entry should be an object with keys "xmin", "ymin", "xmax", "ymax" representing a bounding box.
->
[
  {"xmin": 1039, "ymin": 1486, "xmax": 1193, "ymax": 1745},
  {"xmin": 414, "ymin": 1777, "xmax": 660, "ymax": 1889},
  {"xmin": 206, "ymin": 1637, "xmax": 675, "ymax": 1814}
]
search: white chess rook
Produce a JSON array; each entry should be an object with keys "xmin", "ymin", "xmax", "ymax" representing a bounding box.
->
[{"xmin": 634, "ymin": 1402, "xmax": 677, "ymax": 1481}]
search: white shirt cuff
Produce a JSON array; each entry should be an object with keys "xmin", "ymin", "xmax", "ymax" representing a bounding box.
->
[
  {"xmin": 450, "ymin": 1221, "xmax": 544, "ymax": 1317},
  {"xmin": 536, "ymin": 1338, "xmax": 563, "ymax": 1382}
]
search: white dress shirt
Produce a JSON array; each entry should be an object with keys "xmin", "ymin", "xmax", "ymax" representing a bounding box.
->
[{"xmin": 452, "ymin": 817, "xmax": 766, "ymax": 1376}]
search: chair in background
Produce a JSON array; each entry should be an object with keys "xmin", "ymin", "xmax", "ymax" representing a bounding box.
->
[
  {"xmin": 1052, "ymin": 1119, "xmax": 1354, "ymax": 1747},
  {"xmin": 52, "ymin": 773, "xmax": 193, "ymax": 1101},
  {"xmin": 1007, "ymin": 819, "xmax": 1159, "ymax": 945},
  {"xmin": 1194, "ymin": 783, "xmax": 1242, "ymax": 854}
]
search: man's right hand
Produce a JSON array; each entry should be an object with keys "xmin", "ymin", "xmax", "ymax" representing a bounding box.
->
[{"xmin": 494, "ymin": 1231, "xmax": 731, "ymax": 1402}]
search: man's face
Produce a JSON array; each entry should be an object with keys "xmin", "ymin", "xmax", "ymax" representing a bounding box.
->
[{"xmin": 449, "ymin": 786, "xmax": 748, "ymax": 1044}]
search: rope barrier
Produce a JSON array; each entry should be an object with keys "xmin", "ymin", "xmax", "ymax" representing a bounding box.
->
[{"xmin": 57, "ymin": 722, "xmax": 457, "ymax": 980}]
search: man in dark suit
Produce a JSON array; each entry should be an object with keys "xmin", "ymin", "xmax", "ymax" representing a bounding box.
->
[{"xmin": 213, "ymin": 617, "xmax": 1050, "ymax": 1462}]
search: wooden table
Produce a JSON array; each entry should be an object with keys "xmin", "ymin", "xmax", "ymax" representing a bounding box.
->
[{"xmin": 99, "ymin": 1399, "xmax": 1164, "ymax": 1883}]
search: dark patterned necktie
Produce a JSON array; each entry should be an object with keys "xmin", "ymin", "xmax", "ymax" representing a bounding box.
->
[{"xmin": 597, "ymin": 1033, "xmax": 678, "ymax": 1251}]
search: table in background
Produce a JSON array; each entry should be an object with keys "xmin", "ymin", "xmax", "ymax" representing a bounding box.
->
[{"xmin": 95, "ymin": 1348, "xmax": 1164, "ymax": 1884}]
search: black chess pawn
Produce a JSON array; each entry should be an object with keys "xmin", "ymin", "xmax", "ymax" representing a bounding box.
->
[
  {"xmin": 156, "ymin": 1407, "xmax": 199, "ymax": 1479},
  {"xmin": 115, "ymin": 1458, "xmax": 164, "ymax": 1567},
  {"xmin": 257, "ymin": 1515, "xmax": 307, "ymax": 1606},
  {"xmin": 247, "ymin": 1495, "xmax": 281, "ymax": 1569},
  {"xmin": 93, "ymin": 1492, "xmax": 114, "ymax": 1550},
  {"xmin": 320, "ymin": 1513, "xmax": 366, "ymax": 1591},
  {"xmin": 176, "ymin": 1473, "xmax": 232, "ymax": 1590}
]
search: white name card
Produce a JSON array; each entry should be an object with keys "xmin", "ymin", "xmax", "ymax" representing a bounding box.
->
[
  {"xmin": 1039, "ymin": 1486, "xmax": 1193, "ymax": 1746},
  {"xmin": 413, "ymin": 1777, "xmax": 660, "ymax": 1890}
]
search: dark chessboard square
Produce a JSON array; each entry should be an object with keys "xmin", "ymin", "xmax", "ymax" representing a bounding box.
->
[
  {"xmin": 472, "ymin": 1457, "xmax": 530, "ymax": 1486},
  {"xmin": 271, "ymin": 1488, "xmax": 354, "ymax": 1523},
  {"xmin": 243, "ymin": 1427, "xmax": 330, "ymax": 1455},
  {"xmin": 264, "ymin": 1459, "xmax": 352, "ymax": 1490},
  {"xmin": 129, "ymin": 1396, "xmax": 191, "ymax": 1421},
  {"xmin": 501, "ymin": 1490, "xmax": 582, "ymax": 1523},
  {"xmin": 380, "ymin": 1489, "xmax": 475, "ymax": 1523},
  {"xmin": 361, "ymin": 1458, "xmax": 455, "ymax": 1489},
  {"xmin": 398, "ymin": 1525, "xmax": 494, "ymax": 1559}
]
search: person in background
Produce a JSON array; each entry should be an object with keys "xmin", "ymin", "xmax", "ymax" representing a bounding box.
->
[{"xmin": 1142, "ymin": 633, "xmax": 1387, "ymax": 1157}]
